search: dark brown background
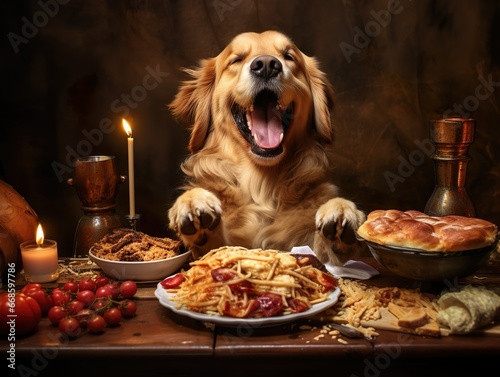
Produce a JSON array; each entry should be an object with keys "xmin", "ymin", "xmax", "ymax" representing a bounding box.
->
[{"xmin": 1, "ymin": 0, "xmax": 499, "ymax": 257}]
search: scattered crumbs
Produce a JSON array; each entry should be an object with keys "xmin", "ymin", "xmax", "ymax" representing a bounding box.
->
[
  {"xmin": 181, "ymin": 341, "xmax": 194, "ymax": 344},
  {"xmin": 313, "ymin": 334, "xmax": 325, "ymax": 341},
  {"xmin": 337, "ymin": 338, "xmax": 348, "ymax": 344}
]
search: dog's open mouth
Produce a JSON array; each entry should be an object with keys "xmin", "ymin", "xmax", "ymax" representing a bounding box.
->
[{"xmin": 231, "ymin": 90, "xmax": 293, "ymax": 158}]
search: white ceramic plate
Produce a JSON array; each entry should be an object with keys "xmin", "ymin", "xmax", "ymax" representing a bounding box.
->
[
  {"xmin": 155, "ymin": 280, "xmax": 341, "ymax": 327},
  {"xmin": 88, "ymin": 247, "xmax": 191, "ymax": 281}
]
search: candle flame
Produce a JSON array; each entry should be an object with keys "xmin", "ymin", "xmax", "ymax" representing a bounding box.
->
[
  {"xmin": 122, "ymin": 119, "xmax": 132, "ymax": 137},
  {"xmin": 36, "ymin": 224, "xmax": 44, "ymax": 246}
]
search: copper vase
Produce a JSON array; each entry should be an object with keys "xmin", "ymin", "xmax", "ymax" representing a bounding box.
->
[
  {"xmin": 68, "ymin": 156, "xmax": 126, "ymax": 257},
  {"xmin": 424, "ymin": 118, "xmax": 476, "ymax": 217}
]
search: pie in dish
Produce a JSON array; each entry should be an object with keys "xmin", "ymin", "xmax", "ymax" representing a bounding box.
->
[{"xmin": 356, "ymin": 209, "xmax": 498, "ymax": 252}]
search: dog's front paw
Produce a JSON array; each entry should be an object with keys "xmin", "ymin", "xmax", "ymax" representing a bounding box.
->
[
  {"xmin": 168, "ymin": 188, "xmax": 222, "ymax": 246},
  {"xmin": 316, "ymin": 198, "xmax": 365, "ymax": 244},
  {"xmin": 314, "ymin": 198, "xmax": 366, "ymax": 265}
]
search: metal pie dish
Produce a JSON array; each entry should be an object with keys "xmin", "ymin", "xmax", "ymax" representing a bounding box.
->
[
  {"xmin": 358, "ymin": 236, "xmax": 498, "ymax": 282},
  {"xmin": 89, "ymin": 247, "xmax": 191, "ymax": 281}
]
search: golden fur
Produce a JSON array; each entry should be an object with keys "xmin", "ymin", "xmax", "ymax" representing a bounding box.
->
[{"xmin": 168, "ymin": 30, "xmax": 365, "ymax": 266}]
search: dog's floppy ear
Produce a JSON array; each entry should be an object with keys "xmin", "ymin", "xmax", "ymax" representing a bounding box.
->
[
  {"xmin": 303, "ymin": 55, "xmax": 335, "ymax": 144},
  {"xmin": 168, "ymin": 58, "xmax": 216, "ymax": 152}
]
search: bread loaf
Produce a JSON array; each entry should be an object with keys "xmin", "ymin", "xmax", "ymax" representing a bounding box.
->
[{"xmin": 357, "ymin": 209, "xmax": 498, "ymax": 252}]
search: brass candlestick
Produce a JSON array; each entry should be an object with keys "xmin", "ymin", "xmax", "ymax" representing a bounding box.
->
[
  {"xmin": 424, "ymin": 118, "xmax": 476, "ymax": 217},
  {"xmin": 125, "ymin": 214, "xmax": 141, "ymax": 231},
  {"xmin": 68, "ymin": 156, "xmax": 126, "ymax": 257}
]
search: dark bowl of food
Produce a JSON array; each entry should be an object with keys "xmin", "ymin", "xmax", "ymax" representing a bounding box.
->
[
  {"xmin": 361, "ymin": 239, "xmax": 497, "ymax": 281},
  {"xmin": 356, "ymin": 209, "xmax": 499, "ymax": 281}
]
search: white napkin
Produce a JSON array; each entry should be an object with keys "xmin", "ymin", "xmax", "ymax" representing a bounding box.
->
[{"xmin": 290, "ymin": 246, "xmax": 379, "ymax": 280}]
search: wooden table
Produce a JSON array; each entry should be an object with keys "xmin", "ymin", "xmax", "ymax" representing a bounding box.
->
[{"xmin": 2, "ymin": 257, "xmax": 499, "ymax": 377}]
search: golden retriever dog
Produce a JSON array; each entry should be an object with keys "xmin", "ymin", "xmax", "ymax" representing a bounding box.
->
[{"xmin": 167, "ymin": 30, "xmax": 365, "ymax": 266}]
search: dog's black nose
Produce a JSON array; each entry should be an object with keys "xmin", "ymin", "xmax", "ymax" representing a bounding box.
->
[{"xmin": 250, "ymin": 55, "xmax": 282, "ymax": 79}]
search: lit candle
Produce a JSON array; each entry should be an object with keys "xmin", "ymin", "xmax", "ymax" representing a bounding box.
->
[
  {"xmin": 20, "ymin": 224, "xmax": 59, "ymax": 283},
  {"xmin": 122, "ymin": 119, "xmax": 135, "ymax": 217}
]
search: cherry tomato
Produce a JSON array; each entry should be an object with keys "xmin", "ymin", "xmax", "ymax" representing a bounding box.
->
[
  {"xmin": 76, "ymin": 290, "xmax": 95, "ymax": 308},
  {"xmin": 92, "ymin": 298, "xmax": 110, "ymax": 311},
  {"xmin": 160, "ymin": 273, "xmax": 185, "ymax": 289},
  {"xmin": 78, "ymin": 277, "xmax": 96, "ymax": 292},
  {"xmin": 94, "ymin": 276, "xmax": 110, "ymax": 289},
  {"xmin": 52, "ymin": 288, "xmax": 71, "ymax": 306},
  {"xmin": 103, "ymin": 307, "xmax": 122, "ymax": 326},
  {"xmin": 118, "ymin": 299, "xmax": 137, "ymax": 318},
  {"xmin": 0, "ymin": 293, "xmax": 42, "ymax": 336},
  {"xmin": 87, "ymin": 314, "xmax": 106, "ymax": 334},
  {"xmin": 59, "ymin": 317, "xmax": 81, "ymax": 338},
  {"xmin": 22, "ymin": 285, "xmax": 54, "ymax": 316},
  {"xmin": 48, "ymin": 305, "xmax": 69, "ymax": 326},
  {"xmin": 67, "ymin": 300, "xmax": 85, "ymax": 315},
  {"xmin": 95, "ymin": 286, "xmax": 113, "ymax": 299},
  {"xmin": 103, "ymin": 283, "xmax": 120, "ymax": 300},
  {"xmin": 74, "ymin": 308, "xmax": 94, "ymax": 328},
  {"xmin": 119, "ymin": 280, "xmax": 138, "ymax": 298},
  {"xmin": 63, "ymin": 281, "xmax": 79, "ymax": 293}
]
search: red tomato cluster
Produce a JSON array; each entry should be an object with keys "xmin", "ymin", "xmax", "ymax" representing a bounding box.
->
[{"xmin": 10, "ymin": 277, "xmax": 138, "ymax": 339}]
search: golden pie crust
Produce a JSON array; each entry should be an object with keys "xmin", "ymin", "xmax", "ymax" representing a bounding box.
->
[{"xmin": 357, "ymin": 209, "xmax": 498, "ymax": 252}]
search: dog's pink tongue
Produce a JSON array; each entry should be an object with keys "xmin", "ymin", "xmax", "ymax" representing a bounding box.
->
[{"xmin": 248, "ymin": 103, "xmax": 283, "ymax": 149}]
